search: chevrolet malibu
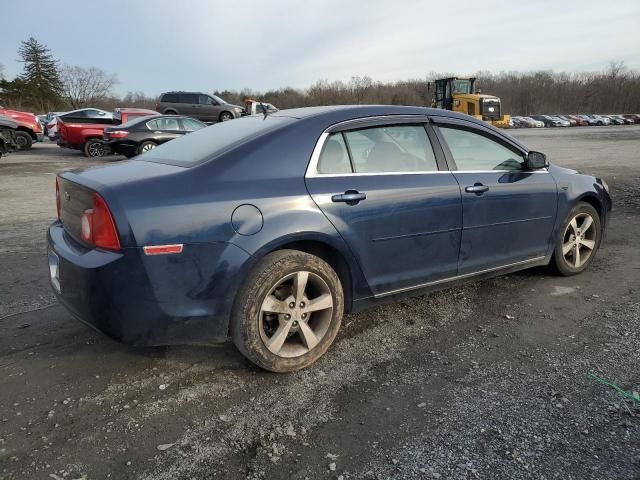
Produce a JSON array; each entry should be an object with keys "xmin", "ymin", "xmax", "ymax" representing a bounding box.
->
[{"xmin": 48, "ymin": 106, "xmax": 612, "ymax": 372}]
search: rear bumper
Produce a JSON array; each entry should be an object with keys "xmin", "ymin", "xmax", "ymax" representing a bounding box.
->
[
  {"xmin": 105, "ymin": 140, "xmax": 136, "ymax": 157},
  {"xmin": 47, "ymin": 221, "xmax": 252, "ymax": 346}
]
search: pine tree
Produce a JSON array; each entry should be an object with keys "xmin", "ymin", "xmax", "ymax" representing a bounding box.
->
[{"xmin": 17, "ymin": 37, "xmax": 63, "ymax": 111}]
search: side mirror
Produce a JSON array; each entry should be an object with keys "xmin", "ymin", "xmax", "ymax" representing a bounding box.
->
[{"xmin": 525, "ymin": 151, "xmax": 548, "ymax": 170}]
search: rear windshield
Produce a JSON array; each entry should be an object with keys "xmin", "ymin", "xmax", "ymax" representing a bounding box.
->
[{"xmin": 138, "ymin": 115, "xmax": 294, "ymax": 167}]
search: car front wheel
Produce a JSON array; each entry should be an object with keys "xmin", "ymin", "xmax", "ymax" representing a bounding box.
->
[
  {"xmin": 553, "ymin": 202, "xmax": 601, "ymax": 276},
  {"xmin": 232, "ymin": 249, "xmax": 344, "ymax": 372},
  {"xmin": 14, "ymin": 131, "xmax": 33, "ymax": 150},
  {"xmin": 219, "ymin": 111, "xmax": 233, "ymax": 122}
]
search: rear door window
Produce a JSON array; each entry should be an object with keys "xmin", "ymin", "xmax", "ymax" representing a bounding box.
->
[
  {"xmin": 162, "ymin": 93, "xmax": 179, "ymax": 103},
  {"xmin": 317, "ymin": 133, "xmax": 352, "ymax": 174},
  {"xmin": 344, "ymin": 125, "xmax": 438, "ymax": 173},
  {"xmin": 181, "ymin": 118, "xmax": 206, "ymax": 131},
  {"xmin": 148, "ymin": 117, "xmax": 181, "ymax": 131},
  {"xmin": 199, "ymin": 95, "xmax": 214, "ymax": 105},
  {"xmin": 179, "ymin": 93, "xmax": 198, "ymax": 104},
  {"xmin": 315, "ymin": 124, "xmax": 438, "ymax": 174}
]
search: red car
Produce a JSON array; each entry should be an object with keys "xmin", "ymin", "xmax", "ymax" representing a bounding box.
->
[
  {"xmin": 57, "ymin": 108, "xmax": 158, "ymax": 157},
  {"xmin": 622, "ymin": 114, "xmax": 640, "ymax": 124},
  {"xmin": 0, "ymin": 107, "xmax": 44, "ymax": 149},
  {"xmin": 566, "ymin": 115, "xmax": 589, "ymax": 126}
]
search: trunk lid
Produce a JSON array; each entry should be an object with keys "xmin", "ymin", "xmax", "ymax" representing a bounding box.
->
[
  {"xmin": 58, "ymin": 160, "xmax": 188, "ymax": 247},
  {"xmin": 58, "ymin": 176, "xmax": 95, "ymax": 243}
]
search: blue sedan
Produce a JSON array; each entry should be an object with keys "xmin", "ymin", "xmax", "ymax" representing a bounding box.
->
[{"xmin": 47, "ymin": 106, "xmax": 612, "ymax": 372}]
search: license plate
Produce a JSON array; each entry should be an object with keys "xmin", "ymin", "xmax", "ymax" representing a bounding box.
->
[{"xmin": 48, "ymin": 249, "xmax": 61, "ymax": 293}]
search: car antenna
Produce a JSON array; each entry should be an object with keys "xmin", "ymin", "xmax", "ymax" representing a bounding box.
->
[{"xmin": 259, "ymin": 100, "xmax": 268, "ymax": 119}]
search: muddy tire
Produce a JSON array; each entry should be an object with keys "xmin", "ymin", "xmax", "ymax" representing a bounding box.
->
[
  {"xmin": 83, "ymin": 138, "xmax": 105, "ymax": 158},
  {"xmin": 231, "ymin": 249, "xmax": 344, "ymax": 373},
  {"xmin": 15, "ymin": 131, "xmax": 33, "ymax": 150},
  {"xmin": 552, "ymin": 202, "xmax": 601, "ymax": 276}
]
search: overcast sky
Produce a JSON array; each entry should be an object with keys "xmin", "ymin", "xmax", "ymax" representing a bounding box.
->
[{"xmin": 1, "ymin": 0, "xmax": 638, "ymax": 96}]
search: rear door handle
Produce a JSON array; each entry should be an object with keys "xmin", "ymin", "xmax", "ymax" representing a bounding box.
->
[
  {"xmin": 331, "ymin": 190, "xmax": 366, "ymax": 205},
  {"xmin": 465, "ymin": 184, "xmax": 489, "ymax": 194}
]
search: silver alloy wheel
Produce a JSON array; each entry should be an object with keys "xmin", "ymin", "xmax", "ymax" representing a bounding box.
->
[
  {"xmin": 562, "ymin": 212, "xmax": 597, "ymax": 268},
  {"xmin": 259, "ymin": 271, "xmax": 334, "ymax": 358},
  {"xmin": 220, "ymin": 112, "xmax": 233, "ymax": 121},
  {"xmin": 141, "ymin": 143, "xmax": 156, "ymax": 152},
  {"xmin": 88, "ymin": 141, "xmax": 104, "ymax": 157}
]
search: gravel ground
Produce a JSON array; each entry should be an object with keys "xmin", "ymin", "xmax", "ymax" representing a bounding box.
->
[{"xmin": 0, "ymin": 127, "xmax": 638, "ymax": 480}]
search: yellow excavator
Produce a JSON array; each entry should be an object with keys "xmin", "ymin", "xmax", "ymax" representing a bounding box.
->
[{"xmin": 430, "ymin": 77, "xmax": 511, "ymax": 128}]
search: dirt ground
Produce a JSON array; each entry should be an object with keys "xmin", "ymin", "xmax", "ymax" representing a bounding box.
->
[{"xmin": 1, "ymin": 127, "xmax": 639, "ymax": 480}]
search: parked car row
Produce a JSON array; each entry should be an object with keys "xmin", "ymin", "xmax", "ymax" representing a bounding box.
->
[
  {"xmin": 3, "ymin": 92, "xmax": 278, "ymax": 157},
  {"xmin": 511, "ymin": 113, "xmax": 640, "ymax": 128}
]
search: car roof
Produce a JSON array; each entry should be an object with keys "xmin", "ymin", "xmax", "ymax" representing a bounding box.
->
[
  {"xmin": 115, "ymin": 108, "xmax": 159, "ymax": 114},
  {"xmin": 117, "ymin": 114, "xmax": 203, "ymax": 128},
  {"xmin": 161, "ymin": 91, "xmax": 207, "ymax": 95},
  {"xmin": 269, "ymin": 104, "xmax": 480, "ymax": 122},
  {"xmin": 268, "ymin": 105, "xmax": 528, "ymax": 151}
]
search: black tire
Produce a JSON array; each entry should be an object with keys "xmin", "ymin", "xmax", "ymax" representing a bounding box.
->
[
  {"xmin": 231, "ymin": 249, "xmax": 344, "ymax": 373},
  {"xmin": 219, "ymin": 111, "xmax": 233, "ymax": 122},
  {"xmin": 552, "ymin": 202, "xmax": 601, "ymax": 276},
  {"xmin": 83, "ymin": 138, "xmax": 105, "ymax": 158},
  {"xmin": 164, "ymin": 110, "xmax": 177, "ymax": 115},
  {"xmin": 15, "ymin": 131, "xmax": 33, "ymax": 150},
  {"xmin": 137, "ymin": 141, "xmax": 157, "ymax": 155}
]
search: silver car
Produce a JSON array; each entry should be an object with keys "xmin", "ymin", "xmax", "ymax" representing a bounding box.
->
[{"xmin": 157, "ymin": 92, "xmax": 244, "ymax": 122}]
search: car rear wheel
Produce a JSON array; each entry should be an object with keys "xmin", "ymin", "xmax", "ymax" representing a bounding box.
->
[
  {"xmin": 83, "ymin": 139, "xmax": 105, "ymax": 158},
  {"xmin": 219, "ymin": 111, "xmax": 233, "ymax": 122},
  {"xmin": 552, "ymin": 202, "xmax": 601, "ymax": 276},
  {"xmin": 14, "ymin": 131, "xmax": 33, "ymax": 150},
  {"xmin": 232, "ymin": 249, "xmax": 344, "ymax": 372},
  {"xmin": 138, "ymin": 141, "xmax": 157, "ymax": 154}
]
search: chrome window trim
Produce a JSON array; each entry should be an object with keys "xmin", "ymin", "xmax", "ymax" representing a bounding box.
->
[
  {"xmin": 305, "ymin": 117, "xmax": 550, "ymax": 178},
  {"xmin": 374, "ymin": 256, "xmax": 546, "ymax": 298}
]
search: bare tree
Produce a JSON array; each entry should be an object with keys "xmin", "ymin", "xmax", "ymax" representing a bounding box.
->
[{"xmin": 61, "ymin": 65, "xmax": 118, "ymax": 108}]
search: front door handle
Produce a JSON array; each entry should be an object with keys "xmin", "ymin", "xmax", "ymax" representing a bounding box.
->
[
  {"xmin": 465, "ymin": 184, "xmax": 489, "ymax": 194},
  {"xmin": 331, "ymin": 190, "xmax": 366, "ymax": 205}
]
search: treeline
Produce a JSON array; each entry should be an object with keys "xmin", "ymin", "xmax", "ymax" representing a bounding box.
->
[
  {"xmin": 216, "ymin": 63, "xmax": 640, "ymax": 115},
  {"xmin": 1, "ymin": 37, "xmax": 639, "ymax": 115},
  {"xmin": 0, "ymin": 37, "xmax": 121, "ymax": 113}
]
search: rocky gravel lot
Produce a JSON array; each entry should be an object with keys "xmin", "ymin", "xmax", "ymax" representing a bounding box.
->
[{"xmin": 1, "ymin": 126, "xmax": 639, "ymax": 479}]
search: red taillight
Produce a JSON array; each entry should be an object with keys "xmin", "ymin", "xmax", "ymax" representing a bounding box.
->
[
  {"xmin": 55, "ymin": 177, "xmax": 61, "ymax": 219},
  {"xmin": 108, "ymin": 130, "xmax": 129, "ymax": 139},
  {"xmin": 80, "ymin": 193, "xmax": 121, "ymax": 251}
]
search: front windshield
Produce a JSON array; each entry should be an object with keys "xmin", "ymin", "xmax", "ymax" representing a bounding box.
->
[
  {"xmin": 212, "ymin": 94, "xmax": 227, "ymax": 105},
  {"xmin": 451, "ymin": 79, "xmax": 472, "ymax": 95}
]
